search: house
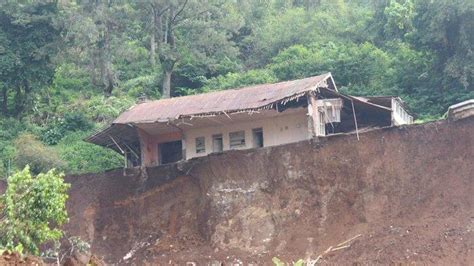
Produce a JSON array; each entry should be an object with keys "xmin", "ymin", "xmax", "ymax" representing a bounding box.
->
[
  {"xmin": 447, "ymin": 99, "xmax": 474, "ymax": 121},
  {"xmin": 86, "ymin": 73, "xmax": 413, "ymax": 167}
]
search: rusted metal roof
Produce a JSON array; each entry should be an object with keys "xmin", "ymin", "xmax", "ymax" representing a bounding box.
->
[{"xmin": 114, "ymin": 73, "xmax": 333, "ymax": 124}]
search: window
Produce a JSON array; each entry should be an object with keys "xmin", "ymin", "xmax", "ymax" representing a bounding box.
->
[
  {"xmin": 252, "ymin": 128, "xmax": 264, "ymax": 148},
  {"xmin": 318, "ymin": 112, "xmax": 326, "ymax": 136},
  {"xmin": 195, "ymin": 137, "xmax": 205, "ymax": 153},
  {"xmin": 212, "ymin": 134, "xmax": 223, "ymax": 152},
  {"xmin": 159, "ymin": 141, "xmax": 182, "ymax": 165},
  {"xmin": 229, "ymin": 130, "xmax": 246, "ymax": 149}
]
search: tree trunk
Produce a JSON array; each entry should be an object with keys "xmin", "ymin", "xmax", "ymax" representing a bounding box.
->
[
  {"xmin": 99, "ymin": 22, "xmax": 114, "ymax": 96},
  {"xmin": 1, "ymin": 86, "xmax": 7, "ymax": 115},
  {"xmin": 150, "ymin": 6, "xmax": 156, "ymax": 67},
  {"xmin": 162, "ymin": 70, "xmax": 172, "ymax": 98},
  {"xmin": 104, "ymin": 63, "xmax": 114, "ymax": 96},
  {"xmin": 90, "ymin": 57, "xmax": 98, "ymax": 86},
  {"xmin": 13, "ymin": 85, "xmax": 23, "ymax": 116},
  {"xmin": 150, "ymin": 29, "xmax": 156, "ymax": 67},
  {"xmin": 160, "ymin": 6, "xmax": 176, "ymax": 99}
]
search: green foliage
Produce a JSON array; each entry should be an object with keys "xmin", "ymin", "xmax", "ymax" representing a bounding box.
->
[
  {"xmin": 384, "ymin": 0, "xmax": 415, "ymax": 39},
  {"xmin": 41, "ymin": 112, "xmax": 93, "ymax": 145},
  {"xmin": 14, "ymin": 134, "xmax": 64, "ymax": 175},
  {"xmin": 122, "ymin": 75, "xmax": 160, "ymax": 99},
  {"xmin": 0, "ymin": 118, "xmax": 23, "ymax": 178},
  {"xmin": 0, "ymin": 0, "xmax": 473, "ymax": 175},
  {"xmin": 0, "ymin": 166, "xmax": 70, "ymax": 255},
  {"xmin": 41, "ymin": 122, "xmax": 65, "ymax": 146},
  {"xmin": 0, "ymin": 1, "xmax": 61, "ymax": 116},
  {"xmin": 56, "ymin": 131, "xmax": 122, "ymax": 174},
  {"xmin": 272, "ymin": 257, "xmax": 304, "ymax": 266},
  {"xmin": 261, "ymin": 41, "xmax": 392, "ymax": 95},
  {"xmin": 82, "ymin": 95, "xmax": 135, "ymax": 123},
  {"xmin": 412, "ymin": 0, "xmax": 474, "ymax": 89},
  {"xmin": 203, "ymin": 69, "xmax": 277, "ymax": 91}
]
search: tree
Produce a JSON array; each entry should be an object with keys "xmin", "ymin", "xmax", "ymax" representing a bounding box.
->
[
  {"xmin": 412, "ymin": 0, "xmax": 474, "ymax": 90},
  {"xmin": 0, "ymin": 1, "xmax": 61, "ymax": 116},
  {"xmin": 383, "ymin": 0, "xmax": 415, "ymax": 40},
  {"xmin": 0, "ymin": 166, "xmax": 70, "ymax": 255},
  {"xmin": 137, "ymin": 0, "xmax": 242, "ymax": 98},
  {"xmin": 60, "ymin": 0, "xmax": 130, "ymax": 96}
]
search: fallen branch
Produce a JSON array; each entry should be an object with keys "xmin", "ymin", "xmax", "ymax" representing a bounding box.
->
[
  {"xmin": 308, "ymin": 234, "xmax": 362, "ymax": 265},
  {"xmin": 334, "ymin": 234, "xmax": 362, "ymax": 248}
]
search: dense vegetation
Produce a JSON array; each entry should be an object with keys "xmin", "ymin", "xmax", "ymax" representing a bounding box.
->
[
  {"xmin": 0, "ymin": 166, "xmax": 69, "ymax": 255},
  {"xmin": 0, "ymin": 0, "xmax": 473, "ymax": 177}
]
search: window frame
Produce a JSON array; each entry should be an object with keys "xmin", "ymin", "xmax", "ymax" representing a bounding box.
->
[
  {"xmin": 195, "ymin": 136, "xmax": 206, "ymax": 154},
  {"xmin": 229, "ymin": 130, "xmax": 246, "ymax": 149}
]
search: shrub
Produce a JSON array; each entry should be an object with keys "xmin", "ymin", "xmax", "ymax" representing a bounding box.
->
[
  {"xmin": 0, "ymin": 166, "xmax": 70, "ymax": 255},
  {"xmin": 56, "ymin": 131, "xmax": 122, "ymax": 174},
  {"xmin": 41, "ymin": 112, "xmax": 93, "ymax": 145},
  {"xmin": 14, "ymin": 134, "xmax": 65, "ymax": 175},
  {"xmin": 84, "ymin": 95, "xmax": 135, "ymax": 123},
  {"xmin": 41, "ymin": 119, "xmax": 67, "ymax": 145},
  {"xmin": 203, "ymin": 69, "xmax": 277, "ymax": 91},
  {"xmin": 62, "ymin": 112, "xmax": 93, "ymax": 132},
  {"xmin": 122, "ymin": 75, "xmax": 160, "ymax": 99}
]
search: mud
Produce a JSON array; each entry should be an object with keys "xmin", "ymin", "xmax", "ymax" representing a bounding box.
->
[{"xmin": 63, "ymin": 117, "xmax": 473, "ymax": 264}]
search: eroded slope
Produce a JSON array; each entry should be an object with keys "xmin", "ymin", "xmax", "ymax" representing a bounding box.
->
[{"xmin": 65, "ymin": 117, "xmax": 474, "ymax": 264}]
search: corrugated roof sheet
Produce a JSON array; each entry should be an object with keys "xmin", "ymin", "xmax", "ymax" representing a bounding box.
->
[{"xmin": 114, "ymin": 73, "xmax": 332, "ymax": 124}]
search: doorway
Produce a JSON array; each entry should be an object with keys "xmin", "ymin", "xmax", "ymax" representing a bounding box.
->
[
  {"xmin": 158, "ymin": 140, "xmax": 182, "ymax": 164},
  {"xmin": 252, "ymin": 128, "xmax": 264, "ymax": 148},
  {"xmin": 212, "ymin": 134, "xmax": 223, "ymax": 153}
]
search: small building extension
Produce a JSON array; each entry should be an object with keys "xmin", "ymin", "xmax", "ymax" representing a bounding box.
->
[{"xmin": 86, "ymin": 73, "xmax": 413, "ymax": 167}]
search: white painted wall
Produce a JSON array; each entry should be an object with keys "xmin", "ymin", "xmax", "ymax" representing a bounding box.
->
[
  {"xmin": 392, "ymin": 98, "xmax": 413, "ymax": 125},
  {"xmin": 184, "ymin": 109, "xmax": 309, "ymax": 159}
]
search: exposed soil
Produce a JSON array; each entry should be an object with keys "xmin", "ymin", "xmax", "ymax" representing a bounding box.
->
[
  {"xmin": 0, "ymin": 251, "xmax": 45, "ymax": 265},
  {"xmin": 63, "ymin": 117, "xmax": 473, "ymax": 265}
]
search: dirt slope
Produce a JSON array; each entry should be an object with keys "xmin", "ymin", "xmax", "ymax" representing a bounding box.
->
[{"xmin": 64, "ymin": 117, "xmax": 474, "ymax": 265}]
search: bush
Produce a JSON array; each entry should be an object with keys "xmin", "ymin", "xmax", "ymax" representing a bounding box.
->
[
  {"xmin": 41, "ymin": 119, "xmax": 67, "ymax": 145},
  {"xmin": 56, "ymin": 131, "xmax": 122, "ymax": 174},
  {"xmin": 62, "ymin": 112, "xmax": 93, "ymax": 132},
  {"xmin": 121, "ymin": 75, "xmax": 160, "ymax": 99},
  {"xmin": 203, "ymin": 69, "xmax": 277, "ymax": 91},
  {"xmin": 0, "ymin": 143, "xmax": 15, "ymax": 179},
  {"xmin": 41, "ymin": 112, "xmax": 93, "ymax": 145},
  {"xmin": 0, "ymin": 118, "xmax": 32, "ymax": 178},
  {"xmin": 270, "ymin": 42, "xmax": 392, "ymax": 94},
  {"xmin": 14, "ymin": 134, "xmax": 65, "ymax": 175},
  {"xmin": 0, "ymin": 166, "xmax": 70, "ymax": 255},
  {"xmin": 83, "ymin": 95, "xmax": 135, "ymax": 123}
]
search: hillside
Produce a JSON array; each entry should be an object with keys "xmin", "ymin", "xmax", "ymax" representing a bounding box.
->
[
  {"xmin": 1, "ymin": 0, "xmax": 473, "ymax": 177},
  {"xmin": 62, "ymin": 116, "xmax": 474, "ymax": 264}
]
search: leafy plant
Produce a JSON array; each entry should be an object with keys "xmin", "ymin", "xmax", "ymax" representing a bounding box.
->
[
  {"xmin": 272, "ymin": 257, "xmax": 305, "ymax": 266},
  {"xmin": 0, "ymin": 166, "xmax": 70, "ymax": 255},
  {"xmin": 56, "ymin": 131, "xmax": 122, "ymax": 174},
  {"xmin": 41, "ymin": 113, "xmax": 93, "ymax": 145},
  {"xmin": 14, "ymin": 134, "xmax": 65, "ymax": 174}
]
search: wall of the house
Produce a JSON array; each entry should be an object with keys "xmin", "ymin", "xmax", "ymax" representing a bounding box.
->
[
  {"xmin": 184, "ymin": 108, "xmax": 309, "ymax": 159},
  {"xmin": 392, "ymin": 99, "xmax": 413, "ymax": 125},
  {"xmin": 137, "ymin": 128, "xmax": 182, "ymax": 167},
  {"xmin": 448, "ymin": 100, "xmax": 474, "ymax": 121},
  {"xmin": 135, "ymin": 97, "xmax": 407, "ymax": 166}
]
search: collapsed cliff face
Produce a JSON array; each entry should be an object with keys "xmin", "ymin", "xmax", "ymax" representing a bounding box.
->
[{"xmin": 65, "ymin": 117, "xmax": 474, "ymax": 264}]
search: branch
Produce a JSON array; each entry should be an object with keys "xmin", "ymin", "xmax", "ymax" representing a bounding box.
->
[
  {"xmin": 174, "ymin": 1, "xmax": 225, "ymax": 25},
  {"xmin": 150, "ymin": 2, "xmax": 171, "ymax": 17},
  {"xmin": 172, "ymin": 0, "xmax": 189, "ymax": 23}
]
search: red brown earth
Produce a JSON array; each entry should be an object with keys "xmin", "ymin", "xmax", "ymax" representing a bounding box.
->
[
  {"xmin": 18, "ymin": 117, "xmax": 474, "ymax": 264},
  {"xmin": 0, "ymin": 251, "xmax": 45, "ymax": 265}
]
